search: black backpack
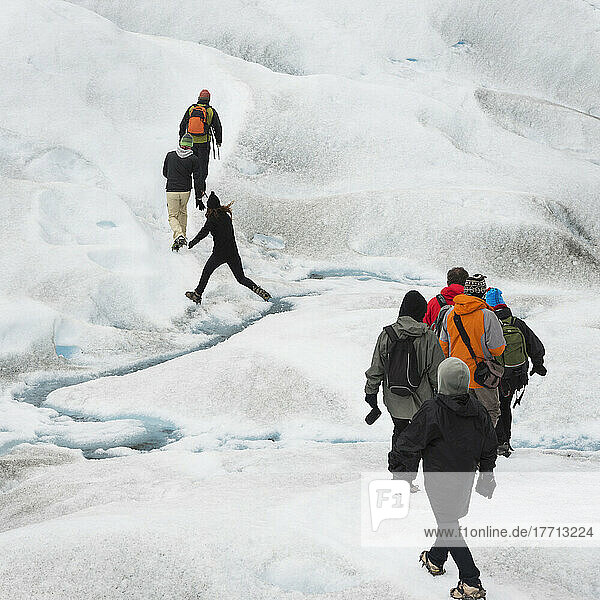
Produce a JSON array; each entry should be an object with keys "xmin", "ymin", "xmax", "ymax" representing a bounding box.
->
[{"xmin": 383, "ymin": 325, "xmax": 422, "ymax": 397}]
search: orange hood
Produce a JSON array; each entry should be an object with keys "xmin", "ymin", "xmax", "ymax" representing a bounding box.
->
[{"xmin": 452, "ymin": 294, "xmax": 489, "ymax": 316}]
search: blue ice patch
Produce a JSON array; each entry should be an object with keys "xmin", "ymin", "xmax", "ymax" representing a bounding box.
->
[
  {"xmin": 55, "ymin": 345, "xmax": 81, "ymax": 359},
  {"xmin": 96, "ymin": 220, "xmax": 116, "ymax": 229}
]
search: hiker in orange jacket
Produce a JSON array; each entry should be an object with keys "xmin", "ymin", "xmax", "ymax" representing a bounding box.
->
[{"xmin": 439, "ymin": 274, "xmax": 505, "ymax": 425}]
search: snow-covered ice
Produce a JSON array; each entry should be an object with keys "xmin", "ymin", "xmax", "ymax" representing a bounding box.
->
[{"xmin": 1, "ymin": 0, "xmax": 599, "ymax": 597}]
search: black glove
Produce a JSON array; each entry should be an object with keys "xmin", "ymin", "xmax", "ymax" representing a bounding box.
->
[
  {"xmin": 475, "ymin": 472, "xmax": 496, "ymax": 499},
  {"xmin": 364, "ymin": 393, "xmax": 381, "ymax": 425},
  {"xmin": 365, "ymin": 393, "xmax": 378, "ymax": 409},
  {"xmin": 196, "ymin": 197, "xmax": 205, "ymax": 210},
  {"xmin": 365, "ymin": 407, "xmax": 382, "ymax": 425},
  {"xmin": 530, "ymin": 364, "xmax": 547, "ymax": 377}
]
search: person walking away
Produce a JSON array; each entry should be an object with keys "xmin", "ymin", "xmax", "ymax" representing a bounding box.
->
[
  {"xmin": 424, "ymin": 267, "xmax": 469, "ymax": 334},
  {"xmin": 163, "ymin": 133, "xmax": 205, "ymax": 251},
  {"xmin": 485, "ymin": 288, "xmax": 547, "ymax": 456},
  {"xmin": 179, "ymin": 89, "xmax": 222, "ymax": 197},
  {"xmin": 185, "ymin": 192, "xmax": 271, "ymax": 304},
  {"xmin": 365, "ymin": 290, "xmax": 445, "ymax": 490},
  {"xmin": 389, "ymin": 357, "xmax": 498, "ymax": 599},
  {"xmin": 439, "ymin": 275, "xmax": 505, "ymax": 426}
]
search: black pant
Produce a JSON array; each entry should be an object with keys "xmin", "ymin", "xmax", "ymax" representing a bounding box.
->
[
  {"xmin": 495, "ymin": 388, "xmax": 513, "ymax": 445},
  {"xmin": 391, "ymin": 417, "xmax": 410, "ymax": 451},
  {"xmin": 428, "ymin": 520, "xmax": 481, "ymax": 587},
  {"xmin": 192, "ymin": 143, "xmax": 210, "ymax": 193},
  {"xmin": 195, "ymin": 252, "xmax": 256, "ymax": 296}
]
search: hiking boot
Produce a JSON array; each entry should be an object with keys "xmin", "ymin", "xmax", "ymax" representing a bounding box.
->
[
  {"xmin": 419, "ymin": 551, "xmax": 446, "ymax": 576},
  {"xmin": 497, "ymin": 442, "xmax": 511, "ymax": 457},
  {"xmin": 185, "ymin": 291, "xmax": 202, "ymax": 304},
  {"xmin": 252, "ymin": 285, "xmax": 271, "ymax": 301},
  {"xmin": 171, "ymin": 236, "xmax": 187, "ymax": 252},
  {"xmin": 450, "ymin": 581, "xmax": 486, "ymax": 599}
]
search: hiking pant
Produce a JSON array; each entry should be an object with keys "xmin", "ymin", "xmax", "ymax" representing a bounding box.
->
[
  {"xmin": 469, "ymin": 387, "xmax": 500, "ymax": 427},
  {"xmin": 192, "ymin": 142, "xmax": 210, "ymax": 193},
  {"xmin": 428, "ymin": 520, "xmax": 481, "ymax": 587},
  {"xmin": 195, "ymin": 252, "xmax": 257, "ymax": 297},
  {"xmin": 495, "ymin": 388, "xmax": 513, "ymax": 445},
  {"xmin": 166, "ymin": 191, "xmax": 190, "ymax": 239},
  {"xmin": 391, "ymin": 417, "xmax": 410, "ymax": 451}
]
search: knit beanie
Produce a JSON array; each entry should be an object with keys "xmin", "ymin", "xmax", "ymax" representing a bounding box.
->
[
  {"xmin": 198, "ymin": 89, "xmax": 211, "ymax": 104},
  {"xmin": 485, "ymin": 287, "xmax": 505, "ymax": 308},
  {"xmin": 206, "ymin": 191, "xmax": 220, "ymax": 209},
  {"xmin": 463, "ymin": 274, "xmax": 487, "ymax": 298},
  {"xmin": 398, "ymin": 290, "xmax": 427, "ymax": 322},
  {"xmin": 180, "ymin": 133, "xmax": 194, "ymax": 147},
  {"xmin": 438, "ymin": 357, "xmax": 470, "ymax": 396}
]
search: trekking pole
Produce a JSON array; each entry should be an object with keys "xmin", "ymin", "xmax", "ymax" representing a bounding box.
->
[
  {"xmin": 217, "ymin": 144, "xmax": 220, "ymax": 160},
  {"xmin": 211, "ymin": 135, "xmax": 216, "ymax": 159}
]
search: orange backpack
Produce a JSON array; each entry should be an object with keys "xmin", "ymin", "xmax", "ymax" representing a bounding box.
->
[{"xmin": 187, "ymin": 104, "xmax": 209, "ymax": 136}]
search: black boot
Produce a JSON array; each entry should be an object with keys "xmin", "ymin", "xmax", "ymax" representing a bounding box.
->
[
  {"xmin": 185, "ymin": 291, "xmax": 202, "ymax": 304},
  {"xmin": 172, "ymin": 236, "xmax": 187, "ymax": 252},
  {"xmin": 419, "ymin": 551, "xmax": 446, "ymax": 576},
  {"xmin": 252, "ymin": 285, "xmax": 271, "ymax": 301},
  {"xmin": 450, "ymin": 581, "xmax": 486, "ymax": 599}
]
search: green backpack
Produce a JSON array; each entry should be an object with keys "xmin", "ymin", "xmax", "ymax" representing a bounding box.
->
[{"xmin": 498, "ymin": 317, "xmax": 527, "ymax": 368}]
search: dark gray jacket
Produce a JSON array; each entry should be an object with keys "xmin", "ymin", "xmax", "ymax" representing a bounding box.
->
[{"xmin": 365, "ymin": 316, "xmax": 444, "ymax": 419}]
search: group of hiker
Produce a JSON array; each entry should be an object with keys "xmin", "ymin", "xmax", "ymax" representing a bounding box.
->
[
  {"xmin": 162, "ymin": 90, "xmax": 271, "ymax": 305},
  {"xmin": 364, "ymin": 269, "xmax": 546, "ymax": 600}
]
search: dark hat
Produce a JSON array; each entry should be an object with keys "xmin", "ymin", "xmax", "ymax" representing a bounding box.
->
[
  {"xmin": 206, "ymin": 191, "xmax": 220, "ymax": 209},
  {"xmin": 464, "ymin": 274, "xmax": 487, "ymax": 298},
  {"xmin": 398, "ymin": 290, "xmax": 427, "ymax": 321}
]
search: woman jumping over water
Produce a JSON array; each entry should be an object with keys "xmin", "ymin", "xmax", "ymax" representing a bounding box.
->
[{"xmin": 185, "ymin": 192, "xmax": 271, "ymax": 304}]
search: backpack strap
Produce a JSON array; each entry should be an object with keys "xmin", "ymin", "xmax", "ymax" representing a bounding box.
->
[
  {"xmin": 434, "ymin": 304, "xmax": 451, "ymax": 336},
  {"xmin": 384, "ymin": 325, "xmax": 399, "ymax": 343},
  {"xmin": 436, "ymin": 294, "xmax": 447, "ymax": 308},
  {"xmin": 453, "ymin": 313, "xmax": 478, "ymax": 362}
]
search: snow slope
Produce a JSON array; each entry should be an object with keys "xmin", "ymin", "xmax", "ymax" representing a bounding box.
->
[
  {"xmin": 2, "ymin": 0, "xmax": 600, "ymax": 384},
  {"xmin": 0, "ymin": 442, "xmax": 598, "ymax": 600},
  {"xmin": 2, "ymin": 1, "xmax": 600, "ymax": 597},
  {"xmin": 44, "ymin": 277, "xmax": 600, "ymax": 453}
]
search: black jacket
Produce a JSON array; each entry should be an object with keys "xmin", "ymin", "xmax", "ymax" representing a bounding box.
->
[
  {"xmin": 389, "ymin": 393, "xmax": 498, "ymax": 474},
  {"xmin": 189, "ymin": 212, "xmax": 237, "ymax": 256},
  {"xmin": 494, "ymin": 306, "xmax": 545, "ymax": 369},
  {"xmin": 389, "ymin": 393, "xmax": 498, "ymax": 521},
  {"xmin": 179, "ymin": 105, "xmax": 223, "ymax": 145},
  {"xmin": 163, "ymin": 151, "xmax": 203, "ymax": 195}
]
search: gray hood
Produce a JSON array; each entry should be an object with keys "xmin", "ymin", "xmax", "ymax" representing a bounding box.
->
[
  {"xmin": 175, "ymin": 146, "xmax": 193, "ymax": 158},
  {"xmin": 438, "ymin": 357, "xmax": 470, "ymax": 396},
  {"xmin": 393, "ymin": 316, "xmax": 428, "ymax": 338}
]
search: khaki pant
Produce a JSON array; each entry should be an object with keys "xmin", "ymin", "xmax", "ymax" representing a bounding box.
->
[
  {"xmin": 166, "ymin": 191, "xmax": 191, "ymax": 239},
  {"xmin": 469, "ymin": 387, "xmax": 500, "ymax": 427}
]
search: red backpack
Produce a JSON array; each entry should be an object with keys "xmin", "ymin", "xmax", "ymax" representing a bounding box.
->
[{"xmin": 187, "ymin": 104, "xmax": 209, "ymax": 136}]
